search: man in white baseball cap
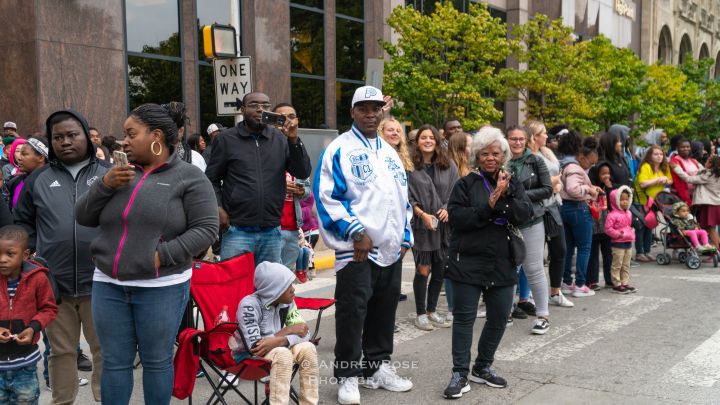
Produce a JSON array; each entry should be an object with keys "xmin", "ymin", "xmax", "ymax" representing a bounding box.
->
[
  {"xmin": 3, "ymin": 122, "xmax": 18, "ymax": 137},
  {"xmin": 314, "ymin": 85, "xmax": 414, "ymax": 404},
  {"xmin": 203, "ymin": 123, "xmax": 225, "ymax": 163}
]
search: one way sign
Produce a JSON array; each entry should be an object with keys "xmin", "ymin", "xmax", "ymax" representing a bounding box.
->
[{"xmin": 214, "ymin": 57, "xmax": 252, "ymax": 116}]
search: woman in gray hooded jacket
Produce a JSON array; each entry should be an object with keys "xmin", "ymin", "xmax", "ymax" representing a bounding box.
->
[{"xmin": 75, "ymin": 103, "xmax": 219, "ymax": 405}]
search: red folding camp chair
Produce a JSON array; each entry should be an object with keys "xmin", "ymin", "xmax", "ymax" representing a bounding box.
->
[{"xmin": 174, "ymin": 253, "xmax": 335, "ymax": 405}]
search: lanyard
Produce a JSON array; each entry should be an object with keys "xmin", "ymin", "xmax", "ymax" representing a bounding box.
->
[{"xmin": 478, "ymin": 172, "xmax": 508, "ymax": 225}]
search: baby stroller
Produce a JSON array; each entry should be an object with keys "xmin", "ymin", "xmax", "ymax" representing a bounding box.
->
[{"xmin": 653, "ymin": 191, "xmax": 718, "ymax": 269}]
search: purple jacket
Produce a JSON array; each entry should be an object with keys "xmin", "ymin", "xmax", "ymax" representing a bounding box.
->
[{"xmin": 300, "ymin": 194, "xmax": 318, "ymax": 233}]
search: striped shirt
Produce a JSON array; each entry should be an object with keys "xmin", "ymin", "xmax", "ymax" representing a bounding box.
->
[
  {"xmin": 7, "ymin": 277, "xmax": 18, "ymax": 301},
  {"xmin": 0, "ymin": 347, "xmax": 41, "ymax": 370}
]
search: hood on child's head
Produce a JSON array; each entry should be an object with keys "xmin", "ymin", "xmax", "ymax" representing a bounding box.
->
[
  {"xmin": 672, "ymin": 201, "xmax": 688, "ymax": 216},
  {"xmin": 254, "ymin": 261, "xmax": 296, "ymax": 307},
  {"xmin": 609, "ymin": 185, "xmax": 633, "ymax": 211}
]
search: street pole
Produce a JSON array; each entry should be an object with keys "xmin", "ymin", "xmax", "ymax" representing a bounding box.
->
[{"xmin": 230, "ymin": 0, "xmax": 243, "ymax": 125}]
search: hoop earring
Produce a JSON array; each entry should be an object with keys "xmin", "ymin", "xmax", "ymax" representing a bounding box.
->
[{"xmin": 151, "ymin": 141, "xmax": 163, "ymax": 156}]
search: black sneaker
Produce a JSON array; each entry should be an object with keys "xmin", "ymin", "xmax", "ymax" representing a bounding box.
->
[
  {"xmin": 77, "ymin": 352, "xmax": 92, "ymax": 372},
  {"xmin": 469, "ymin": 367, "xmax": 507, "ymax": 388},
  {"xmin": 398, "ymin": 293, "xmax": 408, "ymax": 302},
  {"xmin": 511, "ymin": 304, "xmax": 527, "ymax": 319},
  {"xmin": 517, "ymin": 301, "xmax": 537, "ymax": 316},
  {"xmin": 612, "ymin": 285, "xmax": 629, "ymax": 294},
  {"xmin": 444, "ymin": 372, "xmax": 470, "ymax": 399},
  {"xmin": 531, "ymin": 318, "xmax": 550, "ymax": 335},
  {"xmin": 624, "ymin": 285, "xmax": 637, "ymax": 293}
]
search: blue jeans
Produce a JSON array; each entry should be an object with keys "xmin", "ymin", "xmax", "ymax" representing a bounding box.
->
[
  {"xmin": 634, "ymin": 208, "xmax": 654, "ymax": 255},
  {"xmin": 280, "ymin": 229, "xmax": 300, "ymax": 270},
  {"xmin": 561, "ymin": 201, "xmax": 593, "ymax": 288},
  {"xmin": 0, "ymin": 364, "xmax": 40, "ymax": 405},
  {"xmin": 220, "ymin": 226, "xmax": 282, "ymax": 265},
  {"xmin": 92, "ymin": 280, "xmax": 190, "ymax": 405},
  {"xmin": 296, "ymin": 246, "xmax": 311, "ymax": 271},
  {"xmin": 517, "ymin": 268, "xmax": 530, "ymax": 300}
]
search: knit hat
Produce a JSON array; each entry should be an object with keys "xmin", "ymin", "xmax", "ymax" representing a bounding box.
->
[
  {"xmin": 672, "ymin": 201, "xmax": 688, "ymax": 216},
  {"xmin": 2, "ymin": 136, "xmax": 16, "ymax": 146}
]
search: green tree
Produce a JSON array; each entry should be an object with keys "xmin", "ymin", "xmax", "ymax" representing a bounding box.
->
[
  {"xmin": 382, "ymin": 1, "xmax": 509, "ymax": 129},
  {"xmin": 498, "ymin": 14, "xmax": 604, "ymax": 134},
  {"xmin": 634, "ymin": 64, "xmax": 701, "ymax": 137},
  {"xmin": 679, "ymin": 57, "xmax": 720, "ymax": 139},
  {"xmin": 585, "ymin": 36, "xmax": 647, "ymax": 130},
  {"xmin": 128, "ymin": 33, "xmax": 183, "ymax": 109}
]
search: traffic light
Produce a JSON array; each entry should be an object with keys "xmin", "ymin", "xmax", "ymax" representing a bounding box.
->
[{"xmin": 202, "ymin": 24, "xmax": 238, "ymax": 59}]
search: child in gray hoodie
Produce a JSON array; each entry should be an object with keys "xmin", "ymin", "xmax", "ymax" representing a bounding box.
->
[{"xmin": 233, "ymin": 262, "xmax": 319, "ymax": 405}]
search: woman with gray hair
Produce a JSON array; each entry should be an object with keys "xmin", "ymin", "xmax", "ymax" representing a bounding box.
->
[{"xmin": 443, "ymin": 126, "xmax": 533, "ymax": 399}]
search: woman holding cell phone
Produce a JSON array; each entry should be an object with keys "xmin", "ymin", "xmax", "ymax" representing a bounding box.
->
[
  {"xmin": 408, "ymin": 124, "xmax": 459, "ymax": 331},
  {"xmin": 75, "ymin": 103, "xmax": 218, "ymax": 405}
]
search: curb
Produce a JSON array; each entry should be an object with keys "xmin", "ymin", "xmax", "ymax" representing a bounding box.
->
[{"xmin": 313, "ymin": 254, "xmax": 335, "ymax": 271}]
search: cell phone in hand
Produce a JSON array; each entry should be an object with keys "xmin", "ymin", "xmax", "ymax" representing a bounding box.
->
[
  {"xmin": 113, "ymin": 151, "xmax": 128, "ymax": 167},
  {"xmin": 431, "ymin": 216, "xmax": 439, "ymax": 230},
  {"xmin": 261, "ymin": 111, "xmax": 287, "ymax": 127}
]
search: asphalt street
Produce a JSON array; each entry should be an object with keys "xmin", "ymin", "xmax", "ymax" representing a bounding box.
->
[{"xmin": 40, "ymin": 249, "xmax": 720, "ymax": 404}]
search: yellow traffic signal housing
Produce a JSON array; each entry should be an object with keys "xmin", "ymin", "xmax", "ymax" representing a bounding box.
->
[{"xmin": 202, "ymin": 24, "xmax": 238, "ymax": 59}]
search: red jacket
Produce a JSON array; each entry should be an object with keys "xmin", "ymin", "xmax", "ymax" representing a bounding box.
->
[
  {"xmin": 0, "ymin": 260, "xmax": 58, "ymax": 359},
  {"xmin": 670, "ymin": 155, "xmax": 701, "ymax": 205}
]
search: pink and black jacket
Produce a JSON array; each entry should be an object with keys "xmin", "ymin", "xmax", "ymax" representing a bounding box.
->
[{"xmin": 75, "ymin": 153, "xmax": 219, "ymax": 281}]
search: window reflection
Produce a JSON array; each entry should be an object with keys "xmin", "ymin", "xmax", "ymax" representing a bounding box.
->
[
  {"xmin": 336, "ymin": 1, "xmax": 363, "ymax": 18},
  {"xmin": 290, "ymin": 0, "xmax": 323, "ymax": 9},
  {"xmin": 292, "ymin": 78, "xmax": 325, "ymax": 129},
  {"xmin": 125, "ymin": 0, "xmax": 180, "ymax": 56},
  {"xmin": 336, "ymin": 81, "xmax": 356, "ymax": 133},
  {"xmin": 336, "ymin": 18, "xmax": 363, "ymax": 80},
  {"xmin": 290, "ymin": 7, "xmax": 324, "ymax": 75},
  {"xmin": 128, "ymin": 56, "xmax": 182, "ymax": 109}
]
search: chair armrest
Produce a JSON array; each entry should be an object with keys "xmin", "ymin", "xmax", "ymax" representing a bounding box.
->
[{"xmin": 294, "ymin": 297, "xmax": 336, "ymax": 311}]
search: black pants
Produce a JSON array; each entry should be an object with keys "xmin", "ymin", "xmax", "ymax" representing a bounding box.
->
[
  {"xmin": 412, "ymin": 253, "xmax": 445, "ymax": 315},
  {"xmin": 547, "ymin": 225, "xmax": 567, "ymax": 289},
  {"xmin": 451, "ymin": 281, "xmax": 514, "ymax": 376},
  {"xmin": 588, "ymin": 234, "xmax": 612, "ymax": 286},
  {"xmin": 334, "ymin": 259, "xmax": 402, "ymax": 379}
]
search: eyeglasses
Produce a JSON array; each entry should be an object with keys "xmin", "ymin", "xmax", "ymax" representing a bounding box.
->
[
  {"xmin": 245, "ymin": 102, "xmax": 271, "ymax": 110},
  {"xmin": 508, "ymin": 137, "xmax": 526, "ymax": 143}
]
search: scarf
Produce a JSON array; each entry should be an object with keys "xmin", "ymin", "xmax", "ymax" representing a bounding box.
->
[{"xmin": 509, "ymin": 148, "xmax": 532, "ymax": 178}]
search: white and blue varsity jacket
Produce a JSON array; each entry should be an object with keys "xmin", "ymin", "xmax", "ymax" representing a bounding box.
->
[{"xmin": 313, "ymin": 124, "xmax": 413, "ymax": 271}]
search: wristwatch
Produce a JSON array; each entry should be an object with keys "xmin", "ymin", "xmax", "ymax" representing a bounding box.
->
[{"xmin": 352, "ymin": 229, "xmax": 366, "ymax": 242}]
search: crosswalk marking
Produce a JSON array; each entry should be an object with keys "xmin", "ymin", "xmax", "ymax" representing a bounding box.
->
[
  {"xmin": 496, "ymin": 295, "xmax": 671, "ymax": 362},
  {"xmin": 665, "ymin": 275, "xmax": 720, "ymax": 283},
  {"xmin": 664, "ymin": 327, "xmax": 720, "ymax": 387}
]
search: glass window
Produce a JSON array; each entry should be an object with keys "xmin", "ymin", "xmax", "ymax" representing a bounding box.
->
[
  {"xmin": 336, "ymin": 81, "xmax": 358, "ymax": 132},
  {"xmin": 336, "ymin": 1, "xmax": 363, "ymax": 18},
  {"xmin": 292, "ymin": 77, "xmax": 325, "ymax": 129},
  {"xmin": 290, "ymin": 0, "xmax": 323, "ymax": 9},
  {"xmin": 128, "ymin": 56, "xmax": 182, "ymax": 110},
  {"xmin": 199, "ymin": 65, "xmax": 236, "ymax": 132},
  {"xmin": 290, "ymin": 7, "xmax": 324, "ymax": 75},
  {"xmin": 125, "ymin": 0, "xmax": 180, "ymax": 56},
  {"xmin": 336, "ymin": 18, "xmax": 363, "ymax": 80}
]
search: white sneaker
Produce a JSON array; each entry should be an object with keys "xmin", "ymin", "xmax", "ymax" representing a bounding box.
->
[
  {"xmin": 362, "ymin": 363, "xmax": 413, "ymax": 392},
  {"xmin": 445, "ymin": 312, "xmax": 454, "ymax": 322},
  {"xmin": 477, "ymin": 310, "xmax": 487, "ymax": 318},
  {"xmin": 428, "ymin": 312, "xmax": 450, "ymax": 328},
  {"xmin": 531, "ymin": 318, "xmax": 550, "ymax": 335},
  {"xmin": 549, "ymin": 292, "xmax": 574, "ymax": 307},
  {"xmin": 414, "ymin": 314, "xmax": 435, "ymax": 331},
  {"xmin": 219, "ymin": 372, "xmax": 239, "ymax": 387},
  {"xmin": 560, "ymin": 282, "xmax": 575, "ymax": 295},
  {"xmin": 572, "ymin": 285, "xmax": 596, "ymax": 298},
  {"xmin": 338, "ymin": 377, "xmax": 361, "ymax": 405}
]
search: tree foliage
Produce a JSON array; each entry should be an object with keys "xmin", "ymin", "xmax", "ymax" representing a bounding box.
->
[
  {"xmin": 679, "ymin": 57, "xmax": 720, "ymax": 139},
  {"xmin": 382, "ymin": 1, "xmax": 509, "ymax": 129},
  {"xmin": 498, "ymin": 14, "xmax": 604, "ymax": 134}
]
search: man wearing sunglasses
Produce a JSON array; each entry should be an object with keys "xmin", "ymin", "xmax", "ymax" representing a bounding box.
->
[{"xmin": 206, "ymin": 92, "xmax": 311, "ymax": 265}]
